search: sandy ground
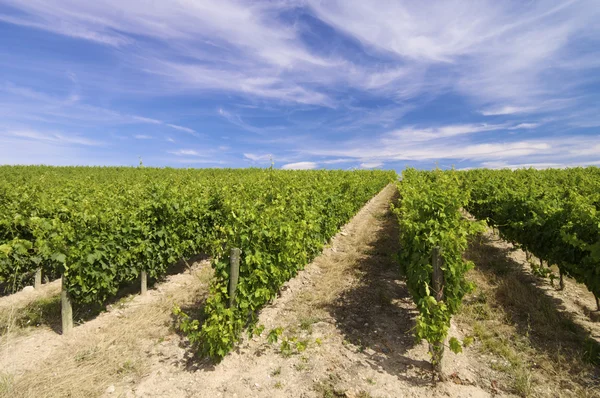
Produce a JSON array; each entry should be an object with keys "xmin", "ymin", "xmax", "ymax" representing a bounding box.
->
[
  {"xmin": 481, "ymin": 231, "xmax": 600, "ymax": 342},
  {"xmin": 0, "ymin": 257, "xmax": 213, "ymax": 398},
  {"xmin": 0, "ymin": 277, "xmax": 61, "ymax": 313}
]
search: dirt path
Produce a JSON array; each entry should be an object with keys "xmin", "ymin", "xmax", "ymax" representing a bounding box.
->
[
  {"xmin": 480, "ymin": 230, "xmax": 600, "ymax": 341},
  {"xmin": 118, "ymin": 185, "xmax": 500, "ymax": 398},
  {"xmin": 0, "ymin": 259, "xmax": 213, "ymax": 398},
  {"xmin": 0, "ymin": 278, "xmax": 61, "ymax": 312},
  {"xmin": 458, "ymin": 229, "xmax": 600, "ymax": 397},
  {"xmin": 0, "ymin": 277, "xmax": 62, "ymax": 351}
]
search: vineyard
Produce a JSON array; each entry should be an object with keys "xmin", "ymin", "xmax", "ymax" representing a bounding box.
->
[
  {"xmin": 463, "ymin": 167, "xmax": 600, "ymax": 311},
  {"xmin": 1, "ymin": 165, "xmax": 600, "ymax": 397},
  {"xmin": 0, "ymin": 166, "xmax": 394, "ymax": 348},
  {"xmin": 394, "ymin": 168, "xmax": 485, "ymax": 373},
  {"xmin": 394, "ymin": 167, "xmax": 600, "ymax": 374}
]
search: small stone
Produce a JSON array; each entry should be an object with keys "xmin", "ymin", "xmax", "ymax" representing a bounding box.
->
[
  {"xmin": 22, "ymin": 286, "xmax": 35, "ymax": 293},
  {"xmin": 364, "ymin": 348, "xmax": 376, "ymax": 356},
  {"xmin": 345, "ymin": 389, "xmax": 358, "ymax": 398},
  {"xmin": 105, "ymin": 385, "xmax": 115, "ymax": 394}
]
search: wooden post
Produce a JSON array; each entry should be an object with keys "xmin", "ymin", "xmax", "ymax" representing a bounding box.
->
[
  {"xmin": 34, "ymin": 268, "xmax": 42, "ymax": 289},
  {"xmin": 430, "ymin": 246, "xmax": 445, "ymax": 379},
  {"xmin": 559, "ymin": 269, "xmax": 564, "ymax": 291},
  {"xmin": 432, "ymin": 247, "xmax": 444, "ymax": 302},
  {"xmin": 141, "ymin": 270, "xmax": 147, "ymax": 295},
  {"xmin": 61, "ymin": 275, "xmax": 73, "ymax": 335},
  {"xmin": 228, "ymin": 248, "xmax": 241, "ymax": 308}
]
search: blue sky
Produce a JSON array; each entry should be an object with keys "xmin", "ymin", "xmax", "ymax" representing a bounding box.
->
[{"xmin": 0, "ymin": 0, "xmax": 599, "ymax": 170}]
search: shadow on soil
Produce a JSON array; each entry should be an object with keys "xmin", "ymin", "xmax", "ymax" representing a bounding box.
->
[
  {"xmin": 169, "ymin": 290, "xmax": 216, "ymax": 372},
  {"xmin": 1, "ymin": 254, "xmax": 209, "ymax": 336},
  {"xmin": 466, "ymin": 234, "xmax": 600, "ymax": 367},
  {"xmin": 327, "ymin": 193, "xmax": 433, "ymax": 386}
]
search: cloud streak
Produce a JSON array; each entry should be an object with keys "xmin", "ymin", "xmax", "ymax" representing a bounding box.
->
[
  {"xmin": 281, "ymin": 161, "xmax": 317, "ymax": 170},
  {"xmin": 4, "ymin": 129, "xmax": 104, "ymax": 146}
]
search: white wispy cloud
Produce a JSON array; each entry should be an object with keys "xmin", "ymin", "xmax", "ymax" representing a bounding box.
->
[
  {"xmin": 479, "ymin": 161, "xmax": 563, "ymax": 170},
  {"xmin": 297, "ymin": 122, "xmax": 600, "ymax": 167},
  {"xmin": 360, "ymin": 162, "xmax": 383, "ymax": 169},
  {"xmin": 166, "ymin": 124, "xmax": 196, "ymax": 134},
  {"xmin": 508, "ymin": 123, "xmax": 540, "ymax": 130},
  {"xmin": 168, "ymin": 149, "xmax": 201, "ymax": 156},
  {"xmin": 386, "ymin": 123, "xmax": 506, "ymax": 142},
  {"xmin": 131, "ymin": 116, "xmax": 162, "ymax": 125},
  {"xmin": 321, "ymin": 158, "xmax": 354, "ymax": 165},
  {"xmin": 0, "ymin": 0, "xmax": 338, "ymax": 106},
  {"xmin": 134, "ymin": 134, "xmax": 152, "ymax": 140},
  {"xmin": 168, "ymin": 158, "xmax": 225, "ymax": 165},
  {"xmin": 307, "ymin": 0, "xmax": 600, "ymax": 112},
  {"xmin": 281, "ymin": 161, "xmax": 318, "ymax": 170},
  {"xmin": 218, "ymin": 108, "xmax": 266, "ymax": 134},
  {"xmin": 243, "ymin": 153, "xmax": 272, "ymax": 162},
  {"xmin": 1, "ymin": 83, "xmax": 199, "ymax": 137},
  {"xmin": 5, "ymin": 129, "xmax": 103, "ymax": 146},
  {"xmin": 480, "ymin": 106, "xmax": 536, "ymax": 116},
  {"xmin": 3, "ymin": 0, "xmax": 598, "ymax": 114},
  {"xmin": 0, "ymin": 13, "xmax": 131, "ymax": 47}
]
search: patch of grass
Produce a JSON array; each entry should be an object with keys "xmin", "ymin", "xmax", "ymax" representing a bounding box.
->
[
  {"xmin": 0, "ymin": 372, "xmax": 14, "ymax": 395},
  {"xmin": 376, "ymin": 287, "xmax": 392, "ymax": 307},
  {"xmin": 313, "ymin": 382, "xmax": 345, "ymax": 398},
  {"xmin": 296, "ymin": 338, "xmax": 309, "ymax": 352},
  {"xmin": 270, "ymin": 366, "xmax": 281, "ymax": 377},
  {"xmin": 0, "ymin": 295, "xmax": 62, "ymax": 335},
  {"xmin": 1, "ymin": 292, "xmax": 130, "ymax": 336},
  {"xmin": 461, "ymin": 236, "xmax": 600, "ymax": 397},
  {"xmin": 313, "ymin": 374, "xmax": 346, "ymax": 398},
  {"xmin": 195, "ymin": 266, "xmax": 213, "ymax": 285},
  {"xmin": 294, "ymin": 362, "xmax": 310, "ymax": 371},
  {"xmin": 299, "ymin": 316, "xmax": 320, "ymax": 334},
  {"xmin": 273, "ymin": 334, "xmax": 310, "ymax": 357},
  {"xmin": 470, "ymin": 320, "xmax": 533, "ymax": 396},
  {"xmin": 74, "ymin": 346, "xmax": 100, "ymax": 363},
  {"xmin": 280, "ymin": 338, "xmax": 294, "ymax": 358},
  {"xmin": 114, "ymin": 295, "xmax": 135, "ymax": 310},
  {"xmin": 117, "ymin": 359, "xmax": 141, "ymax": 376},
  {"xmin": 19, "ymin": 295, "xmax": 61, "ymax": 328},
  {"xmin": 274, "ymin": 381, "xmax": 283, "ymax": 389},
  {"xmin": 373, "ymin": 212, "xmax": 387, "ymax": 221}
]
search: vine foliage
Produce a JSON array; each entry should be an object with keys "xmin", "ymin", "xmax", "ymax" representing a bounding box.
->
[{"xmin": 394, "ymin": 168, "xmax": 484, "ymax": 369}]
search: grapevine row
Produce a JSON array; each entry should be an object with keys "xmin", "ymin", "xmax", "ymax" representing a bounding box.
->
[
  {"xmin": 393, "ymin": 168, "xmax": 484, "ymax": 372},
  {"xmin": 0, "ymin": 166, "xmax": 395, "ymax": 346},
  {"xmin": 175, "ymin": 169, "xmax": 396, "ymax": 358},
  {"xmin": 462, "ymin": 167, "xmax": 600, "ymax": 310}
]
